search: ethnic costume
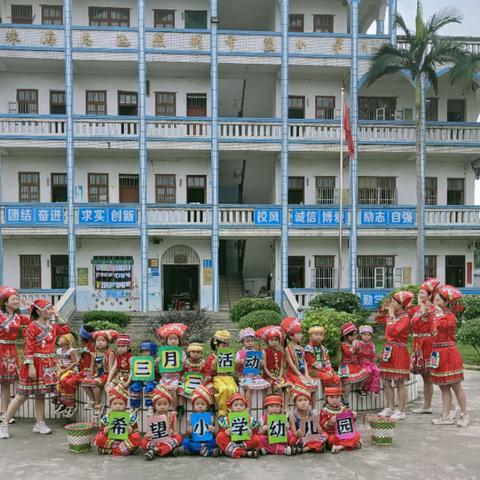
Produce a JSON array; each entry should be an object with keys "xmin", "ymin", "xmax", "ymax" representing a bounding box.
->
[
  {"xmin": 55, "ymin": 334, "xmax": 78, "ymax": 410},
  {"xmin": 178, "ymin": 343, "xmax": 209, "ymax": 398},
  {"xmin": 81, "ymin": 330, "xmax": 117, "ymax": 388},
  {"xmin": 258, "ymin": 394, "xmax": 292, "ymax": 455},
  {"xmin": 216, "ymin": 393, "xmax": 262, "ymax": 458},
  {"xmin": 320, "ymin": 387, "xmax": 361, "ymax": 451},
  {"xmin": 109, "ymin": 334, "xmax": 132, "ymax": 388},
  {"xmin": 430, "ymin": 286, "xmax": 464, "ymax": 386},
  {"xmin": 338, "ymin": 323, "xmax": 369, "ymax": 386},
  {"xmin": 130, "ymin": 341, "xmax": 157, "ymax": 410},
  {"xmin": 94, "ymin": 384, "xmax": 141, "ymax": 456},
  {"xmin": 256, "ymin": 326, "xmax": 288, "ymax": 392},
  {"xmin": 357, "ymin": 326, "xmax": 380, "ymax": 394}
]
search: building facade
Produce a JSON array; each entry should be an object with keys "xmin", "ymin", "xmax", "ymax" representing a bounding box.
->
[{"xmin": 0, "ymin": 0, "xmax": 479, "ymax": 314}]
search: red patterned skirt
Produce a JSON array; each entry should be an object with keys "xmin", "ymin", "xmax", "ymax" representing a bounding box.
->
[
  {"xmin": 338, "ymin": 362, "xmax": 369, "ymax": 386},
  {"xmin": 430, "ymin": 342, "xmax": 464, "ymax": 386},
  {"xmin": 17, "ymin": 353, "xmax": 58, "ymax": 396},
  {"xmin": 0, "ymin": 342, "xmax": 20, "ymax": 383},
  {"xmin": 410, "ymin": 335, "xmax": 433, "ymax": 375},
  {"xmin": 380, "ymin": 343, "xmax": 410, "ymax": 381}
]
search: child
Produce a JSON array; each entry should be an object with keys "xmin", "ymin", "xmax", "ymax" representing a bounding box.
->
[
  {"xmin": 256, "ymin": 325, "xmax": 288, "ymax": 394},
  {"xmin": 156, "ymin": 323, "xmax": 188, "ymax": 411},
  {"xmin": 236, "ymin": 327, "xmax": 270, "ymax": 405},
  {"xmin": 142, "ymin": 386, "xmax": 183, "ymax": 460},
  {"xmin": 105, "ymin": 333, "xmax": 132, "ymax": 393},
  {"xmin": 94, "ymin": 383, "xmax": 141, "ymax": 456},
  {"xmin": 258, "ymin": 394, "xmax": 293, "ymax": 456},
  {"xmin": 338, "ymin": 322, "xmax": 368, "ymax": 404},
  {"xmin": 288, "ymin": 384, "xmax": 327, "ymax": 454},
  {"xmin": 216, "ymin": 392, "xmax": 262, "ymax": 458},
  {"xmin": 320, "ymin": 386, "xmax": 362, "ymax": 453},
  {"xmin": 205, "ymin": 330, "xmax": 238, "ymax": 417},
  {"xmin": 54, "ymin": 333, "xmax": 78, "ymax": 417},
  {"xmin": 130, "ymin": 340, "xmax": 158, "ymax": 413},
  {"xmin": 182, "ymin": 385, "xmax": 219, "ymax": 457},
  {"xmin": 82, "ymin": 330, "xmax": 117, "ymax": 417},
  {"xmin": 178, "ymin": 341, "xmax": 209, "ymax": 399},
  {"xmin": 357, "ymin": 325, "xmax": 381, "ymax": 396},
  {"xmin": 304, "ymin": 325, "xmax": 341, "ymax": 389},
  {"xmin": 281, "ymin": 317, "xmax": 316, "ymax": 404}
]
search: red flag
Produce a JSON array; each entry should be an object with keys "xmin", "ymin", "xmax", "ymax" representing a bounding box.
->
[{"xmin": 343, "ymin": 101, "xmax": 355, "ymax": 157}]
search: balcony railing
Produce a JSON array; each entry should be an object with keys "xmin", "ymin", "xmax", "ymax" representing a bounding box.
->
[
  {"xmin": 74, "ymin": 116, "xmax": 138, "ymax": 138},
  {"xmin": 289, "ymin": 33, "xmax": 351, "ymax": 57},
  {"xmin": 398, "ymin": 36, "xmax": 480, "ymax": 55},
  {"xmin": 0, "ymin": 24, "xmax": 64, "ymax": 50},
  {"xmin": 146, "ymin": 117, "xmax": 211, "ymax": 140},
  {"xmin": 148, "ymin": 205, "xmax": 211, "ymax": 226},
  {"xmin": 0, "ymin": 115, "xmax": 66, "ymax": 136},
  {"xmin": 72, "ymin": 26, "xmax": 138, "ymax": 51},
  {"xmin": 146, "ymin": 29, "xmax": 210, "ymax": 55},
  {"xmin": 426, "ymin": 206, "xmax": 480, "ymax": 228}
]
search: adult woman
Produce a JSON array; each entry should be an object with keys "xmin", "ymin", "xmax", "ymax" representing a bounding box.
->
[
  {"xmin": 431, "ymin": 286, "xmax": 469, "ymax": 427},
  {"xmin": 377, "ymin": 290, "xmax": 413, "ymax": 421},
  {"xmin": 0, "ymin": 299, "xmax": 70, "ymax": 439}
]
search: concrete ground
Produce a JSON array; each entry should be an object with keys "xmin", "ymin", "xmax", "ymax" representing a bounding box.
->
[{"xmin": 1, "ymin": 371, "xmax": 479, "ymax": 480}]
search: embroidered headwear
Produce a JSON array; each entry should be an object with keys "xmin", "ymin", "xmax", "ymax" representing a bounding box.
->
[
  {"xmin": 60, "ymin": 333, "xmax": 75, "ymax": 347},
  {"xmin": 31, "ymin": 299, "xmax": 52, "ymax": 312},
  {"xmin": 239, "ymin": 327, "xmax": 256, "ymax": 341},
  {"xmin": 420, "ymin": 278, "xmax": 441, "ymax": 296},
  {"xmin": 392, "ymin": 290, "xmax": 414, "ymax": 309},
  {"xmin": 214, "ymin": 330, "xmax": 231, "ymax": 343},
  {"xmin": 116, "ymin": 333, "xmax": 131, "ymax": 347},
  {"xmin": 139, "ymin": 341, "xmax": 158, "ymax": 357},
  {"xmin": 359, "ymin": 325, "xmax": 373, "ymax": 335},
  {"xmin": 226, "ymin": 392, "xmax": 248, "ymax": 409},
  {"xmin": 280, "ymin": 316, "xmax": 301, "ymax": 336},
  {"xmin": 263, "ymin": 394, "xmax": 284, "ymax": 408},
  {"xmin": 438, "ymin": 285, "xmax": 463, "ymax": 312},
  {"xmin": 290, "ymin": 384, "xmax": 311, "ymax": 402},
  {"xmin": 0, "ymin": 287, "xmax": 18, "ymax": 303},
  {"xmin": 308, "ymin": 325, "xmax": 325, "ymax": 335},
  {"xmin": 92, "ymin": 329, "xmax": 119, "ymax": 343},
  {"xmin": 191, "ymin": 385, "xmax": 213, "ymax": 407},
  {"xmin": 324, "ymin": 386, "xmax": 344, "ymax": 397},
  {"xmin": 256, "ymin": 325, "xmax": 285, "ymax": 343},
  {"xmin": 341, "ymin": 322, "xmax": 357, "ymax": 337},
  {"xmin": 108, "ymin": 383, "xmax": 129, "ymax": 405},
  {"xmin": 156, "ymin": 323, "xmax": 188, "ymax": 342},
  {"xmin": 151, "ymin": 386, "xmax": 173, "ymax": 404},
  {"xmin": 187, "ymin": 342, "xmax": 204, "ymax": 353}
]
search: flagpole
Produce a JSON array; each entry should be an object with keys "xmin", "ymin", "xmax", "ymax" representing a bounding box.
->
[{"xmin": 338, "ymin": 87, "xmax": 344, "ymax": 291}]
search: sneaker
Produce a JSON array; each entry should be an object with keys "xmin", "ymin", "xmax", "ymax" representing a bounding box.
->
[
  {"xmin": 432, "ymin": 415, "xmax": 455, "ymax": 425},
  {"xmin": 32, "ymin": 422, "xmax": 52, "ymax": 434},
  {"xmin": 211, "ymin": 447, "xmax": 221, "ymax": 457},
  {"xmin": 284, "ymin": 446, "xmax": 293, "ymax": 456},
  {"xmin": 411, "ymin": 407, "xmax": 432, "ymax": 414},
  {"xmin": 378, "ymin": 408, "xmax": 395, "ymax": 418},
  {"xmin": 145, "ymin": 449, "xmax": 156, "ymax": 461},
  {"xmin": 55, "ymin": 404, "xmax": 66, "ymax": 414},
  {"xmin": 448, "ymin": 406, "xmax": 460, "ymax": 421},
  {"xmin": 63, "ymin": 407, "xmax": 77, "ymax": 418},
  {"xmin": 9, "ymin": 418, "xmax": 16, "ymax": 424},
  {"xmin": 0, "ymin": 424, "xmax": 10, "ymax": 439},
  {"xmin": 457, "ymin": 414, "xmax": 470, "ymax": 428},
  {"xmin": 390, "ymin": 410, "xmax": 406, "ymax": 421}
]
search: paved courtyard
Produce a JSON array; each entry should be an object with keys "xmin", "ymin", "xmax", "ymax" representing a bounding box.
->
[{"xmin": 1, "ymin": 371, "xmax": 479, "ymax": 480}]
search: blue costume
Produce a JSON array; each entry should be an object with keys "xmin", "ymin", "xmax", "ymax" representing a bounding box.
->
[
  {"xmin": 130, "ymin": 341, "xmax": 157, "ymax": 410},
  {"xmin": 182, "ymin": 412, "xmax": 217, "ymax": 456}
]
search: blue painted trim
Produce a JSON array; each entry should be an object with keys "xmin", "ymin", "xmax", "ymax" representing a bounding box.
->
[
  {"xmin": 145, "ymin": 49, "xmax": 210, "ymax": 56},
  {"xmin": 218, "ymin": 51, "xmax": 280, "ymax": 58},
  {"xmin": 72, "ymin": 25, "xmax": 138, "ymax": 32},
  {"xmin": 289, "ymin": 32, "xmax": 351, "ymax": 38},
  {"xmin": 218, "ymin": 29, "xmax": 282, "ymax": 36},
  {"xmin": 72, "ymin": 48, "xmax": 138, "ymax": 53},
  {"xmin": 75, "ymin": 114, "xmax": 139, "ymax": 120},
  {"xmin": 0, "ymin": 114, "xmax": 67, "ymax": 119},
  {"xmin": 146, "ymin": 115, "xmax": 210, "ymax": 121},
  {"xmin": 145, "ymin": 27, "xmax": 210, "ymax": 34},
  {"xmin": 0, "ymin": 23, "xmax": 64, "ymax": 30},
  {"xmin": 389, "ymin": 0, "xmax": 398, "ymax": 46},
  {"xmin": 0, "ymin": 46, "xmax": 64, "ymax": 51}
]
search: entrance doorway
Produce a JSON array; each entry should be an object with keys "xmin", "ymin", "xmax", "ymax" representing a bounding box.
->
[
  {"xmin": 119, "ymin": 174, "xmax": 139, "ymax": 203},
  {"xmin": 51, "ymin": 255, "xmax": 68, "ymax": 289},
  {"xmin": 288, "ymin": 256, "xmax": 305, "ymax": 288},
  {"xmin": 445, "ymin": 255, "xmax": 465, "ymax": 287}
]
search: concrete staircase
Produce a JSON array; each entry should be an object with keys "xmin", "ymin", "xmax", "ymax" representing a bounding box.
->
[
  {"xmin": 219, "ymin": 275, "xmax": 244, "ymax": 312},
  {"xmin": 205, "ymin": 310, "xmax": 240, "ymax": 338}
]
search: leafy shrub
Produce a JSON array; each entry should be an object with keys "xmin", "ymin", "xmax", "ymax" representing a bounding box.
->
[
  {"xmin": 238, "ymin": 310, "xmax": 282, "ymax": 331},
  {"xmin": 457, "ymin": 295, "xmax": 480, "ymax": 326},
  {"xmin": 301, "ymin": 308, "xmax": 358, "ymax": 365},
  {"xmin": 86, "ymin": 320, "xmax": 126, "ymax": 333},
  {"xmin": 83, "ymin": 310, "xmax": 130, "ymax": 328},
  {"xmin": 457, "ymin": 318, "xmax": 480, "ymax": 358},
  {"xmin": 231, "ymin": 298, "xmax": 280, "ymax": 323},
  {"xmin": 308, "ymin": 292, "xmax": 361, "ymax": 314},
  {"xmin": 152, "ymin": 309, "xmax": 212, "ymax": 343}
]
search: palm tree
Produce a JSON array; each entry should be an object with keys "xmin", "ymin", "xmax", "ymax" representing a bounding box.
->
[{"xmin": 364, "ymin": 1, "xmax": 475, "ymax": 282}]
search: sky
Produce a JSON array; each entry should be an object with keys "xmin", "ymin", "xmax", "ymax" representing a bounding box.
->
[{"xmin": 397, "ymin": 0, "xmax": 480, "ymax": 204}]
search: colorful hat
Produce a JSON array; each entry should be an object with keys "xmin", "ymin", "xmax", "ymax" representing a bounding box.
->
[
  {"xmin": 392, "ymin": 290, "xmax": 414, "ymax": 309},
  {"xmin": 280, "ymin": 316, "xmax": 301, "ymax": 336},
  {"xmin": 214, "ymin": 330, "xmax": 231, "ymax": 343},
  {"xmin": 191, "ymin": 385, "xmax": 213, "ymax": 407},
  {"xmin": 256, "ymin": 325, "xmax": 285, "ymax": 343},
  {"xmin": 290, "ymin": 384, "xmax": 311, "ymax": 402},
  {"xmin": 108, "ymin": 383, "xmax": 129, "ymax": 404},
  {"xmin": 92, "ymin": 329, "xmax": 119, "ymax": 343},
  {"xmin": 139, "ymin": 341, "xmax": 158, "ymax": 357},
  {"xmin": 263, "ymin": 394, "xmax": 283, "ymax": 408},
  {"xmin": 116, "ymin": 334, "xmax": 131, "ymax": 346},
  {"xmin": 79, "ymin": 325, "xmax": 95, "ymax": 341},
  {"xmin": 359, "ymin": 325, "xmax": 373, "ymax": 335},
  {"xmin": 239, "ymin": 327, "xmax": 256, "ymax": 341},
  {"xmin": 0, "ymin": 286, "xmax": 17, "ymax": 302},
  {"xmin": 187, "ymin": 342, "xmax": 204, "ymax": 353},
  {"xmin": 308, "ymin": 325, "xmax": 325, "ymax": 335},
  {"xmin": 324, "ymin": 386, "xmax": 344, "ymax": 397},
  {"xmin": 341, "ymin": 322, "xmax": 357, "ymax": 337},
  {"xmin": 226, "ymin": 392, "xmax": 248, "ymax": 408},
  {"xmin": 31, "ymin": 299, "xmax": 52, "ymax": 312},
  {"xmin": 60, "ymin": 333, "xmax": 75, "ymax": 347},
  {"xmin": 156, "ymin": 323, "xmax": 188, "ymax": 341},
  {"xmin": 438, "ymin": 285, "xmax": 463, "ymax": 304},
  {"xmin": 151, "ymin": 386, "xmax": 173, "ymax": 404},
  {"xmin": 420, "ymin": 278, "xmax": 441, "ymax": 295}
]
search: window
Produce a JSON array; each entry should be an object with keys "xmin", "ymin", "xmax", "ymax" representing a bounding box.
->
[
  {"xmin": 118, "ymin": 91, "xmax": 137, "ymax": 116},
  {"xmin": 359, "ymin": 96, "xmax": 397, "ymax": 121},
  {"xmin": 289, "ymin": 14, "xmax": 304, "ymax": 32},
  {"xmin": 426, "ymin": 97, "xmax": 438, "ymax": 121},
  {"xmin": 313, "ymin": 14, "xmax": 334, "ymax": 33},
  {"xmin": 358, "ymin": 256, "xmax": 395, "ymax": 289},
  {"xmin": 11, "ymin": 5, "xmax": 32, "ymax": 24},
  {"xmin": 315, "ymin": 176, "xmax": 336, "ymax": 204},
  {"xmin": 288, "ymin": 256, "xmax": 305, "ymax": 288},
  {"xmin": 51, "ymin": 255, "xmax": 68, "ymax": 289},
  {"xmin": 314, "ymin": 256, "xmax": 335, "ymax": 288},
  {"xmin": 155, "ymin": 92, "xmax": 176, "ymax": 116},
  {"xmin": 51, "ymin": 173, "xmax": 67, "ymax": 202},
  {"xmin": 19, "ymin": 172, "xmax": 40, "ymax": 203},
  {"xmin": 20, "ymin": 255, "xmax": 41, "ymax": 289},
  {"xmin": 153, "ymin": 9, "xmax": 175, "ymax": 28},
  {"xmin": 86, "ymin": 91, "xmax": 107, "ymax": 115},
  {"xmin": 425, "ymin": 255, "xmax": 437, "ymax": 280},
  {"xmin": 358, "ymin": 177, "xmax": 396, "ymax": 205},
  {"xmin": 447, "ymin": 178, "xmax": 465, "ymax": 205},
  {"xmin": 155, "ymin": 174, "xmax": 176, "ymax": 203},
  {"xmin": 88, "ymin": 173, "xmax": 109, "ymax": 203},
  {"xmin": 50, "ymin": 90, "xmax": 66, "ymax": 115},
  {"xmin": 184, "ymin": 10, "xmax": 207, "ymax": 29},
  {"xmin": 425, "ymin": 177, "xmax": 437, "ymax": 206},
  {"xmin": 42, "ymin": 5, "xmax": 63, "ymax": 25},
  {"xmin": 186, "ymin": 93, "xmax": 207, "ymax": 116},
  {"xmin": 447, "ymin": 99, "xmax": 465, "ymax": 122},
  {"xmin": 186, "ymin": 175, "xmax": 206, "ymax": 204},
  {"xmin": 17, "ymin": 89, "xmax": 38, "ymax": 114},
  {"xmin": 288, "ymin": 177, "xmax": 305, "ymax": 204},
  {"xmin": 89, "ymin": 7, "xmax": 130, "ymax": 27},
  {"xmin": 315, "ymin": 96, "xmax": 335, "ymax": 120},
  {"xmin": 288, "ymin": 96, "xmax": 305, "ymax": 119}
]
